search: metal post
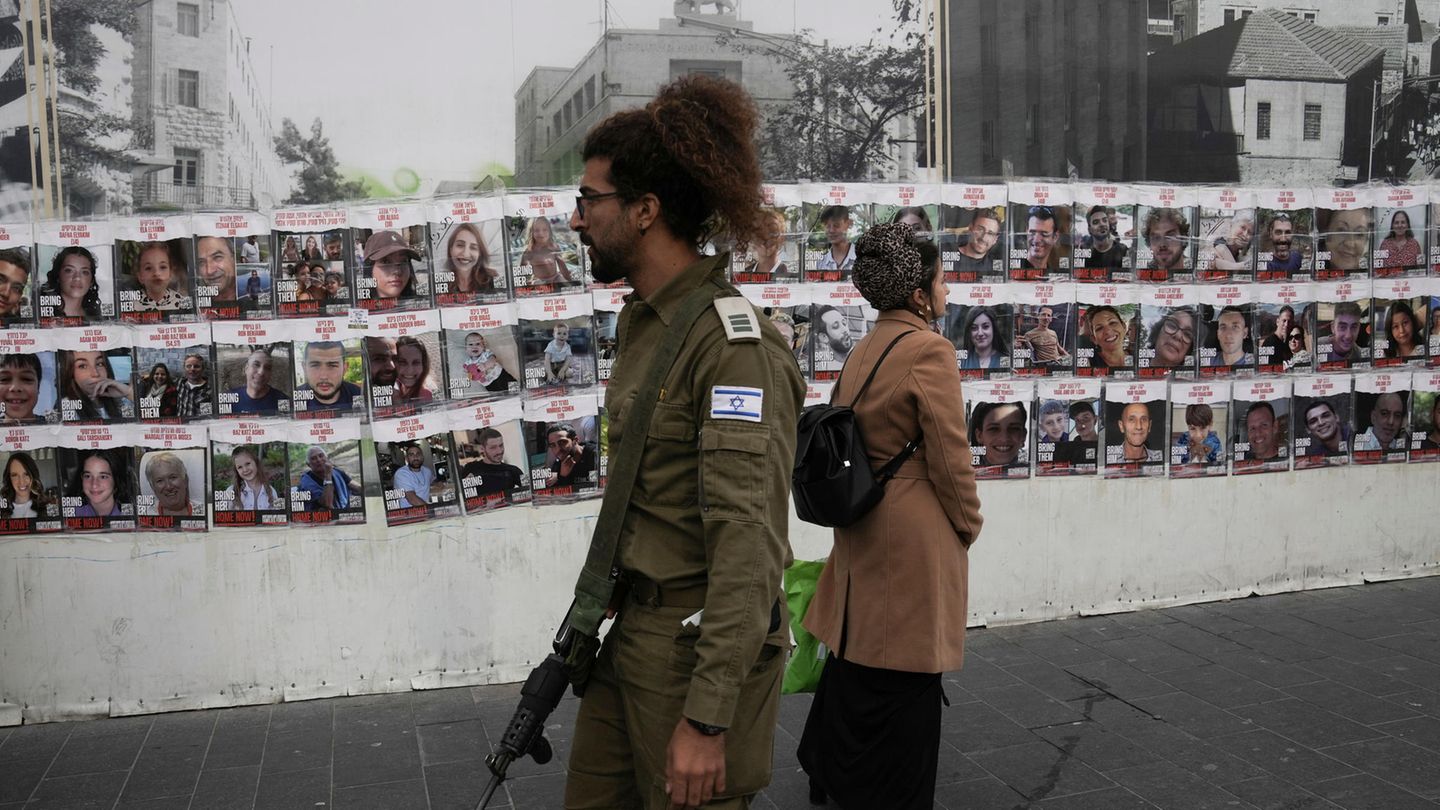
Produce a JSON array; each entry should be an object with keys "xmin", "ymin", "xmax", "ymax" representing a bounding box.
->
[{"xmin": 1368, "ymin": 77, "xmax": 1378, "ymax": 181}]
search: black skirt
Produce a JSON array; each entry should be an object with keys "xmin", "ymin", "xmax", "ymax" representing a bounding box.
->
[{"xmin": 797, "ymin": 653, "xmax": 943, "ymax": 810}]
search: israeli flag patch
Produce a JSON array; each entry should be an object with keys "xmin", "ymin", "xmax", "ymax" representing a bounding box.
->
[{"xmin": 710, "ymin": 386, "xmax": 764, "ymax": 422}]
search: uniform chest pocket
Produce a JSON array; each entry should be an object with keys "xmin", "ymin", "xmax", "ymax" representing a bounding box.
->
[{"xmin": 635, "ymin": 401, "xmax": 698, "ymax": 506}]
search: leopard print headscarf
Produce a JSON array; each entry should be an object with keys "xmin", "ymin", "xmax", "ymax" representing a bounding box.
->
[{"xmin": 852, "ymin": 222, "xmax": 924, "ymax": 312}]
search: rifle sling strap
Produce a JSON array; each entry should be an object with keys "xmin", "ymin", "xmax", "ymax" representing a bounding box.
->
[{"xmin": 567, "ymin": 279, "xmax": 726, "ymax": 637}]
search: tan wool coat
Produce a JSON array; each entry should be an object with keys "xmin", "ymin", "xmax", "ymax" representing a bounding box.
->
[{"xmin": 802, "ymin": 308, "xmax": 984, "ymax": 674}]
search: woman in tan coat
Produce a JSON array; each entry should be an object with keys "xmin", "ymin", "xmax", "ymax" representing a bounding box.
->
[{"xmin": 798, "ymin": 223, "xmax": 984, "ymax": 809}]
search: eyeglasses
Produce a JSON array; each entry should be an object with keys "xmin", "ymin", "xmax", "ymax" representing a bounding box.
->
[
  {"xmin": 1288, "ymin": 333, "xmax": 1303, "ymax": 341},
  {"xmin": 575, "ymin": 190, "xmax": 621, "ymax": 217},
  {"xmin": 1160, "ymin": 318, "xmax": 1195, "ymax": 343}
]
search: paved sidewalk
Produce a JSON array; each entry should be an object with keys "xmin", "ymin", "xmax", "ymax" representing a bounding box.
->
[{"xmin": 2, "ymin": 577, "xmax": 1438, "ymax": 809}]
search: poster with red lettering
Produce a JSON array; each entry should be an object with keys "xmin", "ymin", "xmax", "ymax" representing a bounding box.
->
[
  {"xmin": 429, "ymin": 196, "xmax": 509, "ymax": 305},
  {"xmin": 1294, "ymin": 373, "xmax": 1353, "ymax": 470},
  {"xmin": 210, "ymin": 419, "xmax": 289, "ymax": 529},
  {"xmin": 517, "ymin": 294, "xmax": 596, "ymax": 393},
  {"xmin": 1372, "ymin": 186, "xmax": 1425, "ymax": 278},
  {"xmin": 133, "ymin": 321, "xmax": 214, "ymax": 422},
  {"xmin": 372, "ymin": 411, "xmax": 461, "ymax": 527},
  {"xmin": 0, "ymin": 425, "xmax": 63, "ymax": 534},
  {"xmin": 272, "ymin": 207, "xmax": 352, "ymax": 318},
  {"xmin": 1075, "ymin": 284, "xmax": 1138, "ymax": 379},
  {"xmin": 590, "ymin": 289, "xmax": 626, "ymax": 386},
  {"xmin": 1072, "ymin": 183, "xmax": 1134, "ymax": 282},
  {"xmin": 1254, "ymin": 282, "xmax": 1316, "ymax": 374},
  {"xmin": 351, "ymin": 203, "xmax": 432, "ymax": 313},
  {"xmin": 1314, "ymin": 186, "xmax": 1374, "ymax": 281},
  {"xmin": 441, "ymin": 303, "xmax": 523, "ymax": 400},
  {"xmin": 1231, "ymin": 378, "xmax": 1291, "ymax": 475},
  {"xmin": 1033, "ymin": 377, "xmax": 1101, "ymax": 476},
  {"xmin": 1136, "ymin": 284, "xmax": 1197, "ymax": 379},
  {"xmin": 212, "ymin": 319, "xmax": 293, "ymax": 418},
  {"xmin": 286, "ymin": 417, "xmax": 366, "ymax": 526},
  {"xmin": 1370, "ymin": 277, "xmax": 1428, "ymax": 368},
  {"xmin": 1410, "ymin": 370, "xmax": 1440, "ymax": 463},
  {"xmin": 1196, "ymin": 186, "xmax": 1255, "ymax": 283},
  {"xmin": 938, "ymin": 183, "xmax": 1006, "ymax": 284},
  {"xmin": 524, "ymin": 392, "xmax": 601, "ymax": 504},
  {"xmin": 809, "ymin": 283, "xmax": 875, "ymax": 381},
  {"xmin": 1008, "ymin": 181, "xmax": 1072, "ymax": 281},
  {"xmin": 35, "ymin": 220, "xmax": 117, "ymax": 327},
  {"xmin": 52, "ymin": 326, "xmax": 136, "ymax": 424},
  {"xmin": 115, "ymin": 216, "xmax": 196, "ymax": 324},
  {"xmin": 1197, "ymin": 284, "xmax": 1256, "ymax": 378},
  {"xmin": 134, "ymin": 423, "xmax": 208, "ymax": 532},
  {"xmin": 732, "ymin": 185, "xmax": 803, "ymax": 284},
  {"xmin": 192, "ymin": 212, "xmax": 273, "ymax": 321},
  {"xmin": 0, "ymin": 223, "xmax": 35, "ymax": 326},
  {"xmin": 801, "ymin": 183, "xmax": 872, "ymax": 283},
  {"xmin": 1012, "ymin": 282, "xmax": 1076, "ymax": 377},
  {"xmin": 873, "ymin": 183, "xmax": 939, "ymax": 242},
  {"xmin": 1352, "ymin": 371, "xmax": 1410, "ymax": 465},
  {"xmin": 291, "ymin": 317, "xmax": 366, "ymax": 418},
  {"xmin": 963, "ymin": 379, "xmax": 1033, "ymax": 480},
  {"xmin": 0, "ymin": 328, "xmax": 59, "ymax": 425},
  {"xmin": 1101, "ymin": 378, "xmax": 1167, "ymax": 479},
  {"xmin": 1255, "ymin": 187, "xmax": 1314, "ymax": 282},
  {"xmin": 1169, "ymin": 380, "xmax": 1229, "ymax": 478},
  {"xmin": 448, "ymin": 397, "xmax": 531, "ymax": 513},
  {"xmin": 739, "ymin": 283, "xmax": 812, "ymax": 380},
  {"xmin": 941, "ymin": 282, "xmax": 1011, "ymax": 379},
  {"xmin": 364, "ymin": 310, "xmax": 448, "ymax": 419},
  {"xmin": 504, "ymin": 192, "xmax": 585, "ymax": 297},
  {"xmin": 1314, "ymin": 279, "xmax": 1371, "ymax": 372},
  {"xmin": 57, "ymin": 424, "xmax": 137, "ymax": 533},
  {"xmin": 1134, "ymin": 184, "xmax": 1198, "ymax": 283}
]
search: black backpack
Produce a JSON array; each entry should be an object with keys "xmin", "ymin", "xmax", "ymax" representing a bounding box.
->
[{"xmin": 792, "ymin": 330, "xmax": 923, "ymax": 528}]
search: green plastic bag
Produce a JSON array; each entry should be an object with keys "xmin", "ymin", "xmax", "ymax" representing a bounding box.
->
[{"xmin": 782, "ymin": 559, "xmax": 829, "ymax": 694}]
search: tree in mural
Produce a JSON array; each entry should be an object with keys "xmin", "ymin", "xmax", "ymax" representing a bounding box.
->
[
  {"xmin": 273, "ymin": 118, "xmax": 366, "ymax": 205},
  {"xmin": 737, "ymin": 1, "xmax": 925, "ymax": 182},
  {"xmin": 33, "ymin": 0, "xmax": 136, "ymax": 180}
]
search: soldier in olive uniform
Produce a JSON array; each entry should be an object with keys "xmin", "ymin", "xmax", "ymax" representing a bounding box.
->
[{"xmin": 563, "ymin": 76, "xmax": 805, "ymax": 809}]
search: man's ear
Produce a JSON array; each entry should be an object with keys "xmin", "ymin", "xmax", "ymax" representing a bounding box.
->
[{"xmin": 632, "ymin": 193, "xmax": 661, "ymax": 232}]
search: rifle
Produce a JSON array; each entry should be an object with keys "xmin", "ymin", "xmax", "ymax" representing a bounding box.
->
[{"xmin": 474, "ymin": 613, "xmax": 579, "ymax": 810}]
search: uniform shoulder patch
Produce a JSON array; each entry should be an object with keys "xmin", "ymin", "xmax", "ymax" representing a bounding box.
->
[{"xmin": 712, "ymin": 296, "xmax": 761, "ymax": 343}]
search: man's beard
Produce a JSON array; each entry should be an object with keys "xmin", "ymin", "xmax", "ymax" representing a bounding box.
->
[{"xmin": 582, "ymin": 230, "xmax": 638, "ymax": 284}]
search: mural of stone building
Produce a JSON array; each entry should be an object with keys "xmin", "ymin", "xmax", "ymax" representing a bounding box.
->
[
  {"xmin": 513, "ymin": 9, "xmax": 794, "ymax": 187},
  {"xmin": 131, "ymin": 0, "xmax": 287, "ymax": 211},
  {"xmin": 1169, "ymin": 0, "xmax": 1417, "ymax": 41}
]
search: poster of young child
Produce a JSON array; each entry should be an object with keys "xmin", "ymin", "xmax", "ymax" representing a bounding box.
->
[
  {"xmin": 430, "ymin": 196, "xmax": 509, "ymax": 305},
  {"xmin": 193, "ymin": 212, "xmax": 273, "ymax": 321},
  {"xmin": 1231, "ymin": 378, "xmax": 1291, "ymax": 475},
  {"xmin": 504, "ymin": 192, "xmax": 584, "ymax": 297},
  {"xmin": 36, "ymin": 221, "xmax": 116, "ymax": 327},
  {"xmin": 441, "ymin": 303, "xmax": 523, "ymax": 400},
  {"xmin": 1169, "ymin": 380, "xmax": 1229, "ymax": 479},
  {"xmin": 210, "ymin": 419, "xmax": 289, "ymax": 529},
  {"xmin": 963, "ymin": 379, "xmax": 1033, "ymax": 480},
  {"xmin": 115, "ymin": 216, "xmax": 195, "ymax": 324},
  {"xmin": 134, "ymin": 423, "xmax": 208, "ymax": 532},
  {"xmin": 58, "ymin": 424, "xmax": 137, "ymax": 533},
  {"xmin": 1371, "ymin": 277, "xmax": 1428, "ymax": 368},
  {"xmin": 1033, "ymin": 378, "xmax": 1102, "ymax": 476},
  {"xmin": 517, "ymin": 294, "xmax": 596, "ymax": 392},
  {"xmin": 0, "ymin": 328, "xmax": 58, "ymax": 425},
  {"xmin": 273, "ymin": 207, "xmax": 350, "ymax": 318}
]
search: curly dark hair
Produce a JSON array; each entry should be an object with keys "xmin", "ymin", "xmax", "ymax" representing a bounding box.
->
[{"xmin": 580, "ymin": 74, "xmax": 765, "ymax": 248}]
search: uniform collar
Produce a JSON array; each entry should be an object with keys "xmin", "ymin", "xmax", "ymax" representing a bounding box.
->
[
  {"xmin": 628, "ymin": 253, "xmax": 730, "ymax": 326},
  {"xmin": 877, "ymin": 307, "xmax": 930, "ymax": 330}
]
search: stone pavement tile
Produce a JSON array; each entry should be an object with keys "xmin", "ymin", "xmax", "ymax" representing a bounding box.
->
[
  {"xmin": 469, "ymin": 681, "xmax": 524, "ymax": 707},
  {"xmin": 417, "ymin": 718, "xmax": 486, "ymax": 766},
  {"xmin": 770, "ymin": 722, "xmax": 798, "ymax": 770},
  {"xmin": 1219, "ymin": 775, "xmax": 1342, "ymax": 810},
  {"xmin": 1373, "ymin": 715, "xmax": 1440, "ymax": 754},
  {"xmin": 119, "ymin": 730, "xmax": 209, "ymax": 801},
  {"xmin": 1297, "ymin": 656, "xmax": 1415, "ymax": 697},
  {"xmin": 1064, "ymin": 657, "xmax": 1175, "ymax": 701},
  {"xmin": 1031, "ymin": 720, "xmax": 1162, "ymax": 772},
  {"xmin": 1091, "ymin": 635, "xmax": 1213, "ymax": 674},
  {"xmin": 971, "ymin": 682, "xmax": 1087, "ymax": 729},
  {"xmin": 1308, "ymin": 773, "xmax": 1438, "ymax": 810},
  {"xmin": 941, "ymin": 700, "xmax": 1036, "ymax": 753},
  {"xmin": 1371, "ymin": 630, "xmax": 1440, "ymax": 665},
  {"xmin": 932, "ymin": 775, "xmax": 1029, "ymax": 810},
  {"xmin": 259, "ymin": 728, "xmax": 332, "ymax": 775},
  {"xmin": 425, "ymin": 760, "xmax": 499, "ymax": 810},
  {"xmin": 113, "ymin": 795, "xmax": 192, "ymax": 809},
  {"xmin": 1206, "ymin": 730, "xmax": 1359, "ymax": 785},
  {"xmin": 934, "ymin": 740, "xmax": 988, "ymax": 785},
  {"xmin": 67, "ymin": 715, "xmax": 152, "ymax": 739},
  {"xmin": 203, "ymin": 713, "xmax": 269, "ymax": 770},
  {"xmin": 1164, "ymin": 604, "xmax": 1258, "ymax": 637},
  {"xmin": 1107, "ymin": 609, "xmax": 1182, "ymax": 629},
  {"xmin": 1224, "ymin": 627, "xmax": 1329, "ymax": 664},
  {"xmin": 967, "ymin": 740, "xmax": 1118, "ymax": 801},
  {"xmin": 45, "ymin": 729, "xmax": 148, "ymax": 778},
  {"xmin": 333, "ymin": 699, "xmax": 415, "ymax": 744},
  {"xmin": 1283, "ymin": 680, "xmax": 1423, "ymax": 726},
  {"xmin": 332, "ymin": 777, "xmax": 429, "ymax": 809},
  {"xmin": 1004, "ymin": 661, "xmax": 1107, "ymax": 703},
  {"xmin": 1112, "ymin": 724, "xmax": 1267, "ymax": 786},
  {"xmin": 1137, "ymin": 623, "xmax": 1251, "ymax": 661},
  {"xmin": 1153, "ymin": 663, "xmax": 1286, "ymax": 709},
  {"xmin": 24, "ymin": 770, "xmax": 128, "ymax": 810},
  {"xmin": 333, "ymin": 729, "xmax": 423, "ymax": 788},
  {"xmin": 1106, "ymin": 760, "xmax": 1260, "ymax": 809},
  {"xmin": 1066, "ymin": 693, "xmax": 1156, "ymax": 729},
  {"xmin": 1031, "ymin": 785, "xmax": 1160, "ymax": 808},
  {"xmin": 774, "ymin": 691, "xmax": 811, "ymax": 740},
  {"xmin": 267, "ymin": 699, "xmax": 333, "ymax": 735},
  {"xmin": 1130, "ymin": 692, "xmax": 1253, "ymax": 739},
  {"xmin": 0, "ymin": 722, "xmax": 71, "ymax": 764},
  {"xmin": 412, "ymin": 686, "xmax": 482, "ymax": 726},
  {"xmin": 507, "ymin": 771, "xmax": 568, "ymax": 810},
  {"xmin": 253, "ymin": 765, "xmax": 330, "ymax": 810},
  {"xmin": 966, "ymin": 631, "xmax": 1048, "ymax": 667},
  {"xmin": 190, "ymin": 764, "xmax": 259, "ymax": 810},
  {"xmin": 1230, "ymin": 699, "xmax": 1385, "ymax": 749},
  {"xmin": 0, "ymin": 755, "xmax": 51, "ymax": 803},
  {"xmin": 1365, "ymin": 654, "xmax": 1440, "ymax": 693},
  {"xmin": 1281, "ymin": 625, "xmax": 1396, "ymax": 664},
  {"xmin": 1006, "ymin": 631, "xmax": 1114, "ymax": 667},
  {"xmin": 758, "ymin": 763, "xmax": 820, "ymax": 810},
  {"xmin": 1056, "ymin": 615, "xmax": 1147, "ymax": 647},
  {"xmin": 1318, "ymin": 735, "xmax": 1440, "ymax": 799},
  {"xmin": 1205, "ymin": 650, "xmax": 1326, "ymax": 688},
  {"xmin": 1301, "ymin": 609, "xmax": 1405, "ymax": 641},
  {"xmin": 949, "ymin": 655, "xmax": 1022, "ymax": 690}
]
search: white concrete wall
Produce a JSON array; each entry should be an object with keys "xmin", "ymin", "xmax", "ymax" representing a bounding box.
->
[{"xmin": 2, "ymin": 464, "xmax": 1437, "ymax": 726}]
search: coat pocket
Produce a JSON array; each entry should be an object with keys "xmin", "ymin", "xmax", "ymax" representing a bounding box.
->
[{"xmin": 699, "ymin": 424, "xmax": 770, "ymax": 522}]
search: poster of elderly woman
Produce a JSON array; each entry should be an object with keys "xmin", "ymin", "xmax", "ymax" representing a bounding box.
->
[{"xmin": 136, "ymin": 443, "xmax": 208, "ymax": 532}]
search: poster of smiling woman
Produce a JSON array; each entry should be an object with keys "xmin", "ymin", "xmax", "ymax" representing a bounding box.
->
[
  {"xmin": 0, "ymin": 426, "xmax": 63, "ymax": 534},
  {"xmin": 135, "ymin": 423, "xmax": 208, "ymax": 532},
  {"xmin": 963, "ymin": 379, "xmax": 1033, "ymax": 481}
]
